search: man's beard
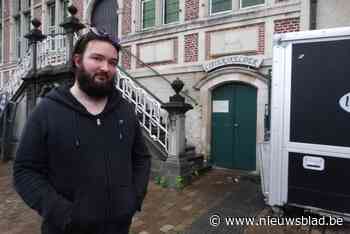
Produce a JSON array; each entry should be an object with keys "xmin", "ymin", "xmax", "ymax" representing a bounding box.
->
[{"xmin": 76, "ymin": 66, "xmax": 114, "ymax": 98}]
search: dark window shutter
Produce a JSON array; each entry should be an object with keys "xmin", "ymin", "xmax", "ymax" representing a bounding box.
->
[
  {"xmin": 211, "ymin": 0, "xmax": 232, "ymax": 14},
  {"xmin": 241, "ymin": 0, "xmax": 264, "ymax": 8},
  {"xmin": 143, "ymin": 0, "xmax": 155, "ymax": 28},
  {"xmin": 164, "ymin": 0, "xmax": 179, "ymax": 24}
]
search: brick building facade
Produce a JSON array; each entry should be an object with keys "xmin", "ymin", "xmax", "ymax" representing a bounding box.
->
[{"xmin": 1, "ymin": 0, "xmax": 350, "ymax": 171}]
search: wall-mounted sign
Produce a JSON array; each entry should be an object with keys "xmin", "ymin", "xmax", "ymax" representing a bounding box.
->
[
  {"xmin": 212, "ymin": 100, "xmax": 229, "ymax": 113},
  {"xmin": 203, "ymin": 55, "xmax": 263, "ymax": 72},
  {"xmin": 339, "ymin": 92, "xmax": 350, "ymax": 113}
]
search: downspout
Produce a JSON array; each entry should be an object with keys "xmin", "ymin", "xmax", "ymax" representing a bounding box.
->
[{"xmin": 264, "ymin": 69, "xmax": 272, "ymax": 141}]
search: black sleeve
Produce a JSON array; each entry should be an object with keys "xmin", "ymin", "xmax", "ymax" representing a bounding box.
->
[
  {"xmin": 13, "ymin": 104, "xmax": 73, "ymax": 231},
  {"xmin": 132, "ymin": 119, "xmax": 151, "ymax": 211}
]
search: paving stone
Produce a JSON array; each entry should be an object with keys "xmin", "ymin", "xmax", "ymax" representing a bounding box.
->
[
  {"xmin": 186, "ymin": 191, "xmax": 197, "ymax": 197},
  {"xmin": 138, "ymin": 231, "xmax": 150, "ymax": 234},
  {"xmin": 310, "ymin": 229, "xmax": 322, "ymax": 234},
  {"xmin": 181, "ymin": 204, "xmax": 193, "ymax": 211},
  {"xmin": 133, "ymin": 220, "xmax": 145, "ymax": 228},
  {"xmin": 159, "ymin": 224, "xmax": 175, "ymax": 233},
  {"xmin": 173, "ymin": 224, "xmax": 186, "ymax": 231}
]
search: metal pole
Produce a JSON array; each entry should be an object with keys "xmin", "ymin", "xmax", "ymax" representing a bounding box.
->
[{"xmin": 32, "ymin": 41, "xmax": 37, "ymax": 106}]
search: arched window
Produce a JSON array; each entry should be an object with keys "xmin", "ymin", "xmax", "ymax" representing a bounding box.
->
[{"xmin": 91, "ymin": 0, "xmax": 119, "ymax": 40}]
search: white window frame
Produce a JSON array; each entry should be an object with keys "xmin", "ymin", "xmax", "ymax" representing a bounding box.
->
[
  {"xmin": 240, "ymin": 0, "xmax": 265, "ymax": 10},
  {"xmin": 209, "ymin": 0, "xmax": 233, "ymax": 16}
]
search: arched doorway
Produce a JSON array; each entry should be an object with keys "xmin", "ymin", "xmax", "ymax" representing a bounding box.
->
[
  {"xmin": 91, "ymin": 0, "xmax": 119, "ymax": 40},
  {"xmin": 211, "ymin": 82, "xmax": 257, "ymax": 170}
]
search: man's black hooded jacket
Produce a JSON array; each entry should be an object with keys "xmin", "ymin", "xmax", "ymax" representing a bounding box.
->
[{"xmin": 13, "ymin": 85, "xmax": 151, "ymax": 233}]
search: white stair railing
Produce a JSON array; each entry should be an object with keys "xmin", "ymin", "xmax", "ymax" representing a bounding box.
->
[
  {"xmin": 116, "ymin": 68, "xmax": 168, "ymax": 152},
  {"xmin": 0, "ymin": 34, "xmax": 169, "ymax": 153},
  {"xmin": 37, "ymin": 34, "xmax": 68, "ymax": 69},
  {"xmin": 0, "ymin": 48, "xmax": 32, "ymax": 97}
]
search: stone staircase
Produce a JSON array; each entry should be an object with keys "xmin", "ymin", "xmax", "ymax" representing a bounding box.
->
[{"xmin": 0, "ymin": 4, "xmax": 205, "ymax": 186}]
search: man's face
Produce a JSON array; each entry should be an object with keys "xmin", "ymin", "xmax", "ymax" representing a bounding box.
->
[{"xmin": 74, "ymin": 40, "xmax": 119, "ymax": 98}]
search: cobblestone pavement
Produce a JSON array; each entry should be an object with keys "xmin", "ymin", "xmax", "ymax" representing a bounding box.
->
[
  {"xmin": 1, "ymin": 161, "xmax": 350, "ymax": 234},
  {"xmin": 0, "ymin": 162, "xmax": 41, "ymax": 234}
]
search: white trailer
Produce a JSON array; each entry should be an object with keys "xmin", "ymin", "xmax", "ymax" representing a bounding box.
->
[{"xmin": 267, "ymin": 27, "xmax": 350, "ymax": 219}]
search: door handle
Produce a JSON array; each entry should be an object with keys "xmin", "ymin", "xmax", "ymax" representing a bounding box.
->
[{"xmin": 234, "ymin": 123, "xmax": 239, "ymax": 127}]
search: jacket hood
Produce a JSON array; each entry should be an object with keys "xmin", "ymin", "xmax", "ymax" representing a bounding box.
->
[{"xmin": 45, "ymin": 85, "xmax": 123, "ymax": 116}]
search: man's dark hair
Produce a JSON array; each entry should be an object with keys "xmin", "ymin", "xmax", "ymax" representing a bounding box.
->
[{"xmin": 71, "ymin": 30, "xmax": 121, "ymax": 71}]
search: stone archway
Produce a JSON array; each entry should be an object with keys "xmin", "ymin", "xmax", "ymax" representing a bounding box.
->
[
  {"xmin": 194, "ymin": 66, "xmax": 268, "ymax": 171},
  {"xmin": 85, "ymin": 0, "xmax": 120, "ymax": 39}
]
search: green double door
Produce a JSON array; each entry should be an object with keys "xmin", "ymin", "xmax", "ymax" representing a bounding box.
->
[{"xmin": 211, "ymin": 83, "xmax": 257, "ymax": 170}]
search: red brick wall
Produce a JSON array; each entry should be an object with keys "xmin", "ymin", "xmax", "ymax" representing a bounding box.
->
[
  {"xmin": 121, "ymin": 46, "xmax": 131, "ymax": 69},
  {"xmin": 257, "ymin": 23, "xmax": 265, "ymax": 54},
  {"xmin": 184, "ymin": 33, "xmax": 198, "ymax": 62},
  {"xmin": 185, "ymin": 0, "xmax": 199, "ymax": 21},
  {"xmin": 274, "ymin": 17, "xmax": 300, "ymax": 33},
  {"xmin": 122, "ymin": 0, "xmax": 132, "ymax": 35}
]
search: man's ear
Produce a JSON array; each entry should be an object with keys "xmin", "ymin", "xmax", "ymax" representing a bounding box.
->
[{"xmin": 73, "ymin": 54, "xmax": 82, "ymax": 69}]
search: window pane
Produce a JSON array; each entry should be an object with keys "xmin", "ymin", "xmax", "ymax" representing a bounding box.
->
[
  {"xmin": 241, "ymin": 0, "xmax": 264, "ymax": 8},
  {"xmin": 164, "ymin": 0, "xmax": 179, "ymax": 24},
  {"xmin": 143, "ymin": 0, "xmax": 155, "ymax": 28},
  {"xmin": 211, "ymin": 0, "xmax": 232, "ymax": 14}
]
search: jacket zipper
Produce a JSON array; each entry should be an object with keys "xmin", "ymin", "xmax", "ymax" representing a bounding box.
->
[
  {"xmin": 103, "ymin": 152, "xmax": 112, "ymax": 222},
  {"xmin": 106, "ymin": 153, "xmax": 113, "ymax": 222},
  {"xmin": 98, "ymin": 117, "xmax": 112, "ymax": 224}
]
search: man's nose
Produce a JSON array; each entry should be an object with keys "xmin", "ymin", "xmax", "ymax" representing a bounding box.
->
[{"xmin": 100, "ymin": 61, "xmax": 110, "ymax": 72}]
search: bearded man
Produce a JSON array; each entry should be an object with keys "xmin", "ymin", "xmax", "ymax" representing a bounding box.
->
[{"xmin": 13, "ymin": 29, "xmax": 151, "ymax": 234}]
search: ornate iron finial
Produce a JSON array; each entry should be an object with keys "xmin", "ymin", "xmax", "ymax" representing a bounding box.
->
[
  {"xmin": 24, "ymin": 18, "xmax": 46, "ymax": 43},
  {"xmin": 161, "ymin": 77, "xmax": 193, "ymax": 114},
  {"xmin": 31, "ymin": 18, "xmax": 41, "ymax": 29},
  {"xmin": 171, "ymin": 78, "xmax": 184, "ymax": 95},
  {"xmin": 67, "ymin": 5, "xmax": 78, "ymax": 16},
  {"xmin": 60, "ymin": 4, "xmax": 85, "ymax": 33}
]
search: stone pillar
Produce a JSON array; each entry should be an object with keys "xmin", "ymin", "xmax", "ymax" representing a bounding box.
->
[
  {"xmin": 161, "ymin": 78, "xmax": 193, "ymax": 188},
  {"xmin": 23, "ymin": 18, "xmax": 46, "ymax": 116},
  {"xmin": 60, "ymin": 5, "xmax": 85, "ymax": 59}
]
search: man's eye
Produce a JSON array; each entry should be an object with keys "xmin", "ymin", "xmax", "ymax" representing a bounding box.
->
[
  {"xmin": 92, "ymin": 56, "xmax": 103, "ymax": 61},
  {"xmin": 109, "ymin": 61, "xmax": 118, "ymax": 66}
]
